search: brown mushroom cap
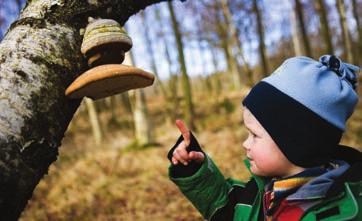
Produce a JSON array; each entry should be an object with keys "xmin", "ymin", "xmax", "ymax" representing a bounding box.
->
[
  {"xmin": 81, "ymin": 19, "xmax": 132, "ymax": 56},
  {"xmin": 65, "ymin": 64, "xmax": 155, "ymax": 100}
]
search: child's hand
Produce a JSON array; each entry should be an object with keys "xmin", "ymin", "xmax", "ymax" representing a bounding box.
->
[{"xmin": 172, "ymin": 119, "xmax": 205, "ymax": 165}]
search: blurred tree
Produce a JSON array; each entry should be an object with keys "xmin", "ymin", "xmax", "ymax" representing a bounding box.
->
[
  {"xmin": 106, "ymin": 95, "xmax": 120, "ymax": 125},
  {"xmin": 154, "ymin": 5, "xmax": 180, "ymax": 124},
  {"xmin": 213, "ymin": 2, "xmax": 240, "ymax": 89},
  {"xmin": 123, "ymin": 33, "xmax": 154, "ymax": 147},
  {"xmin": 0, "ymin": 0, "xmax": 170, "ymax": 219},
  {"xmin": 167, "ymin": 1, "xmax": 195, "ymax": 130},
  {"xmin": 219, "ymin": 0, "xmax": 243, "ymax": 90},
  {"xmin": 253, "ymin": 0, "xmax": 269, "ymax": 80},
  {"xmin": 195, "ymin": 22, "xmax": 213, "ymax": 94},
  {"xmin": 336, "ymin": 0, "xmax": 353, "ymax": 63},
  {"xmin": 120, "ymin": 92, "xmax": 133, "ymax": 114},
  {"xmin": 290, "ymin": 6, "xmax": 303, "ymax": 56},
  {"xmin": 141, "ymin": 10, "xmax": 167, "ymax": 98},
  {"xmin": 351, "ymin": 0, "xmax": 362, "ymax": 65},
  {"xmin": 294, "ymin": 0, "xmax": 312, "ymax": 57},
  {"xmin": 221, "ymin": 0, "xmax": 253, "ymax": 86},
  {"xmin": 84, "ymin": 98, "xmax": 103, "ymax": 147},
  {"xmin": 314, "ymin": 0, "xmax": 334, "ymax": 55}
]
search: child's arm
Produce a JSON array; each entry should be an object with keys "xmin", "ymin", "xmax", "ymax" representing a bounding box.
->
[{"xmin": 168, "ymin": 120, "xmax": 253, "ymax": 221}]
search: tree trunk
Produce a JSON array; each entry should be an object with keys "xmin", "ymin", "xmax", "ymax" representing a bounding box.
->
[
  {"xmin": 234, "ymin": 27, "xmax": 253, "ymax": 86},
  {"xmin": 294, "ymin": 0, "xmax": 312, "ymax": 57},
  {"xmin": 336, "ymin": 0, "xmax": 353, "ymax": 63},
  {"xmin": 0, "ymin": 0, "xmax": 169, "ymax": 219},
  {"xmin": 167, "ymin": 1, "xmax": 195, "ymax": 131},
  {"xmin": 219, "ymin": 0, "xmax": 243, "ymax": 90},
  {"xmin": 124, "ymin": 51, "xmax": 154, "ymax": 147},
  {"xmin": 290, "ymin": 7, "xmax": 303, "ymax": 56},
  {"xmin": 352, "ymin": 0, "xmax": 362, "ymax": 65},
  {"xmin": 209, "ymin": 45, "xmax": 220, "ymax": 73},
  {"xmin": 140, "ymin": 11, "xmax": 168, "ymax": 102},
  {"xmin": 154, "ymin": 5, "xmax": 179, "ymax": 124},
  {"xmin": 84, "ymin": 98, "xmax": 103, "ymax": 147},
  {"xmin": 120, "ymin": 92, "xmax": 133, "ymax": 114},
  {"xmin": 253, "ymin": 0, "xmax": 269, "ymax": 80},
  {"xmin": 314, "ymin": 0, "xmax": 334, "ymax": 54},
  {"xmin": 215, "ymin": 11, "xmax": 240, "ymax": 90}
]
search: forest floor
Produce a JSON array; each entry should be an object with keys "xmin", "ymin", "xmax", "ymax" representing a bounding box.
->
[{"xmin": 20, "ymin": 86, "xmax": 362, "ymax": 221}]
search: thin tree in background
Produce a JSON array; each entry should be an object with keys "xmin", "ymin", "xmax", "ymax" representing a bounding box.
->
[
  {"xmin": 167, "ymin": 1, "xmax": 195, "ymax": 130},
  {"xmin": 352, "ymin": 0, "xmax": 362, "ymax": 65},
  {"xmin": 129, "ymin": 59, "xmax": 154, "ymax": 146},
  {"xmin": 219, "ymin": 0, "xmax": 242, "ymax": 90},
  {"xmin": 294, "ymin": 0, "xmax": 312, "ymax": 57},
  {"xmin": 290, "ymin": 7, "xmax": 303, "ymax": 56},
  {"xmin": 141, "ymin": 11, "xmax": 168, "ymax": 98},
  {"xmin": 195, "ymin": 19, "xmax": 213, "ymax": 93},
  {"xmin": 314, "ymin": 0, "xmax": 334, "ymax": 55},
  {"xmin": 154, "ymin": 5, "xmax": 179, "ymax": 124},
  {"xmin": 124, "ymin": 50, "xmax": 154, "ymax": 147},
  {"xmin": 233, "ymin": 23, "xmax": 253, "ymax": 86},
  {"xmin": 253, "ymin": 0, "xmax": 269, "ymax": 80},
  {"xmin": 213, "ymin": 2, "xmax": 240, "ymax": 90},
  {"xmin": 336, "ymin": 0, "xmax": 353, "ymax": 63},
  {"xmin": 84, "ymin": 98, "xmax": 103, "ymax": 147}
]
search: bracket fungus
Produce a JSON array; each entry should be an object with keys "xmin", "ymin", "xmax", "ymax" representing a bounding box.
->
[{"xmin": 65, "ymin": 18, "xmax": 154, "ymax": 100}]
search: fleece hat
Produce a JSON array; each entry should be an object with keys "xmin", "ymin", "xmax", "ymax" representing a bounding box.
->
[{"xmin": 242, "ymin": 55, "xmax": 359, "ymax": 167}]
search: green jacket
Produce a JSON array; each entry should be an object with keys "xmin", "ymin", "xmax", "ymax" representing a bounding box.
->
[{"xmin": 168, "ymin": 133, "xmax": 362, "ymax": 221}]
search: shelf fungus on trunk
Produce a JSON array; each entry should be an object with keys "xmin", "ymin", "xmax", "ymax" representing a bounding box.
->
[{"xmin": 65, "ymin": 18, "xmax": 154, "ymax": 100}]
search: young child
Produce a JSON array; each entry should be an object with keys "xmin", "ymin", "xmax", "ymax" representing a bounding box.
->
[{"xmin": 167, "ymin": 55, "xmax": 362, "ymax": 221}]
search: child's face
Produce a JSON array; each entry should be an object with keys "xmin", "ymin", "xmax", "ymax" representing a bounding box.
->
[{"xmin": 242, "ymin": 107, "xmax": 305, "ymax": 178}]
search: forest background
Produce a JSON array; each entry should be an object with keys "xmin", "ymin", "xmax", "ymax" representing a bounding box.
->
[{"xmin": 0, "ymin": 0, "xmax": 361, "ymax": 220}]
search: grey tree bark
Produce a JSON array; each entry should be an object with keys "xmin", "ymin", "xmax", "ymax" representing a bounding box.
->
[{"xmin": 0, "ymin": 0, "xmax": 172, "ymax": 219}]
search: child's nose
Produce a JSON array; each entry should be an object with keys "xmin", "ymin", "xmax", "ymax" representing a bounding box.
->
[{"xmin": 242, "ymin": 139, "xmax": 250, "ymax": 151}]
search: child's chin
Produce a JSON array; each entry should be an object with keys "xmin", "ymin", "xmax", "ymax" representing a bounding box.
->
[
  {"xmin": 250, "ymin": 165, "xmax": 269, "ymax": 177},
  {"xmin": 250, "ymin": 165, "xmax": 261, "ymax": 176}
]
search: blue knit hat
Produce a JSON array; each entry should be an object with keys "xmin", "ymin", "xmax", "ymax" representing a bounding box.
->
[{"xmin": 242, "ymin": 55, "xmax": 359, "ymax": 167}]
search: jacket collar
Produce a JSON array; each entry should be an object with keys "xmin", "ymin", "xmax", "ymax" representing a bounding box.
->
[
  {"xmin": 326, "ymin": 145, "xmax": 362, "ymax": 197},
  {"xmin": 287, "ymin": 160, "xmax": 349, "ymax": 201}
]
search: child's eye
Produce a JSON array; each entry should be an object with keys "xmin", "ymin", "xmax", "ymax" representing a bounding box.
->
[{"xmin": 248, "ymin": 131, "xmax": 256, "ymax": 138}]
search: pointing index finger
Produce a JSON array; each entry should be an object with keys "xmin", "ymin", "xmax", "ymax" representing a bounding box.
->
[{"xmin": 175, "ymin": 119, "xmax": 190, "ymax": 146}]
